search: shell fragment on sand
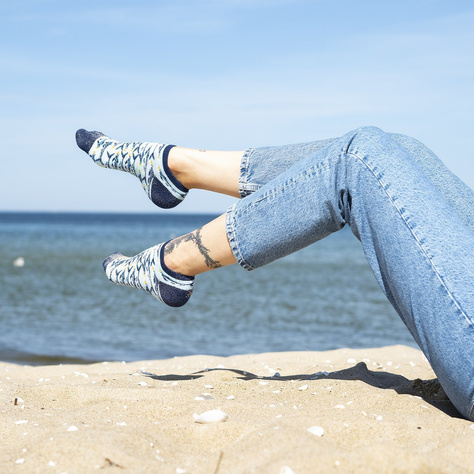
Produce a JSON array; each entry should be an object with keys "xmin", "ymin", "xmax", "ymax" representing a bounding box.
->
[
  {"xmin": 193, "ymin": 409, "xmax": 229, "ymax": 424},
  {"xmin": 194, "ymin": 393, "xmax": 214, "ymax": 401},
  {"xmin": 307, "ymin": 425, "xmax": 325, "ymax": 437}
]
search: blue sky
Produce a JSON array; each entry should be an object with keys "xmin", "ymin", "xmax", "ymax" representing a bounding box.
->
[{"xmin": 1, "ymin": 0, "xmax": 473, "ymax": 213}]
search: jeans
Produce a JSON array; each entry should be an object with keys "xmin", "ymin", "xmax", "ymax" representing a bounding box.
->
[{"xmin": 225, "ymin": 126, "xmax": 474, "ymax": 421}]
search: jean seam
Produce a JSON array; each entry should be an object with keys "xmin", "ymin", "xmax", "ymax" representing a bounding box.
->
[
  {"xmin": 239, "ymin": 148, "xmax": 256, "ymax": 198},
  {"xmin": 347, "ymin": 148, "xmax": 474, "ymax": 328},
  {"xmin": 225, "ymin": 204, "xmax": 255, "ymax": 271},
  {"xmin": 469, "ymin": 400, "xmax": 474, "ymax": 421}
]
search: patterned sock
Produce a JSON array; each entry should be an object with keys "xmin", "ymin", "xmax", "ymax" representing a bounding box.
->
[
  {"xmin": 102, "ymin": 242, "xmax": 194, "ymax": 307},
  {"xmin": 75, "ymin": 129, "xmax": 188, "ymax": 209}
]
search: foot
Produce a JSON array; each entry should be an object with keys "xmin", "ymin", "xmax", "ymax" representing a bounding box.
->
[
  {"xmin": 102, "ymin": 242, "xmax": 194, "ymax": 307},
  {"xmin": 75, "ymin": 129, "xmax": 188, "ymax": 209}
]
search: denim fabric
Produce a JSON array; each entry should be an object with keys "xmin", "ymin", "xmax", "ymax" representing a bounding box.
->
[{"xmin": 225, "ymin": 126, "xmax": 474, "ymax": 421}]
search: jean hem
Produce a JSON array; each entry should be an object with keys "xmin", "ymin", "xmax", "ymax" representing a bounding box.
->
[
  {"xmin": 225, "ymin": 204, "xmax": 255, "ymax": 271},
  {"xmin": 239, "ymin": 148, "xmax": 257, "ymax": 198}
]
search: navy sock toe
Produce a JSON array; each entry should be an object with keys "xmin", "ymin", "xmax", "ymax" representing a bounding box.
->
[{"xmin": 76, "ymin": 129, "xmax": 105, "ymax": 153}]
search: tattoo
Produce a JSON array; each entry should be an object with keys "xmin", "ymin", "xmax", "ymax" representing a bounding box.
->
[{"xmin": 165, "ymin": 228, "xmax": 223, "ymax": 269}]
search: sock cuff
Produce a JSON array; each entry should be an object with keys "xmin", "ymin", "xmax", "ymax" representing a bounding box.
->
[
  {"xmin": 160, "ymin": 241, "xmax": 195, "ymax": 281},
  {"xmin": 161, "ymin": 145, "xmax": 189, "ymax": 193}
]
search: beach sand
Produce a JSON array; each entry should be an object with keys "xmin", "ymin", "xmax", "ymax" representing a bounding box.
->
[{"xmin": 1, "ymin": 345, "xmax": 473, "ymax": 473}]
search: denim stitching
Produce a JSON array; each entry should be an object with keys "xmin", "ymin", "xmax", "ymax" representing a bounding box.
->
[
  {"xmin": 346, "ymin": 147, "xmax": 474, "ymax": 328},
  {"xmin": 225, "ymin": 204, "xmax": 255, "ymax": 271},
  {"xmin": 239, "ymin": 148, "xmax": 255, "ymax": 198}
]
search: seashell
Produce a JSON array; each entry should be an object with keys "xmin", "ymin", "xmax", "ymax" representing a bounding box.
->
[
  {"xmin": 73, "ymin": 371, "xmax": 88, "ymax": 378},
  {"xmin": 138, "ymin": 382, "xmax": 148, "ymax": 387},
  {"xmin": 280, "ymin": 467, "xmax": 295, "ymax": 474},
  {"xmin": 204, "ymin": 384, "xmax": 214, "ymax": 389},
  {"xmin": 346, "ymin": 358, "xmax": 356, "ymax": 363},
  {"xmin": 194, "ymin": 393, "xmax": 214, "ymax": 401},
  {"xmin": 13, "ymin": 257, "xmax": 25, "ymax": 267},
  {"xmin": 307, "ymin": 425, "xmax": 324, "ymax": 437},
  {"xmin": 193, "ymin": 409, "xmax": 229, "ymax": 424},
  {"xmin": 67, "ymin": 425, "xmax": 78, "ymax": 432},
  {"xmin": 15, "ymin": 420, "xmax": 28, "ymax": 424},
  {"xmin": 298, "ymin": 384, "xmax": 308, "ymax": 391},
  {"xmin": 226, "ymin": 395, "xmax": 235, "ymax": 400}
]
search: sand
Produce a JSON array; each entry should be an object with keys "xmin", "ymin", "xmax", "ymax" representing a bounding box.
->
[{"xmin": 1, "ymin": 345, "xmax": 473, "ymax": 473}]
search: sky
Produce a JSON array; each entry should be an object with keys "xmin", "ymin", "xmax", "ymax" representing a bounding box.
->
[{"xmin": 1, "ymin": 0, "xmax": 473, "ymax": 214}]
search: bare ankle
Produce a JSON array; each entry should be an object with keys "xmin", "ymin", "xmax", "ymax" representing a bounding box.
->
[
  {"xmin": 163, "ymin": 241, "xmax": 196, "ymax": 277},
  {"xmin": 168, "ymin": 147, "xmax": 196, "ymax": 190}
]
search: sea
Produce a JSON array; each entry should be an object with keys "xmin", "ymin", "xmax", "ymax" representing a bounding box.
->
[{"xmin": 0, "ymin": 212, "xmax": 416, "ymax": 365}]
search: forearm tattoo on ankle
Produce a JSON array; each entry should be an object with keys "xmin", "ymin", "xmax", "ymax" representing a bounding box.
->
[{"xmin": 165, "ymin": 228, "xmax": 223, "ymax": 269}]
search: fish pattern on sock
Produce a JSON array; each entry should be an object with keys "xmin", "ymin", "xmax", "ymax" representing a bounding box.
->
[
  {"xmin": 77, "ymin": 130, "xmax": 188, "ymax": 209},
  {"xmin": 103, "ymin": 242, "xmax": 194, "ymax": 307}
]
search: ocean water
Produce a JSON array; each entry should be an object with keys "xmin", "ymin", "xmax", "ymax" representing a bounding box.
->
[{"xmin": 0, "ymin": 212, "xmax": 415, "ymax": 365}]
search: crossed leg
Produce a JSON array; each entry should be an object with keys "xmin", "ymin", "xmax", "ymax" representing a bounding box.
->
[{"xmin": 77, "ymin": 126, "xmax": 474, "ymax": 420}]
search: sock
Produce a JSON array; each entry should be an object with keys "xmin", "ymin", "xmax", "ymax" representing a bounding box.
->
[
  {"xmin": 75, "ymin": 129, "xmax": 188, "ymax": 209},
  {"xmin": 102, "ymin": 242, "xmax": 194, "ymax": 307}
]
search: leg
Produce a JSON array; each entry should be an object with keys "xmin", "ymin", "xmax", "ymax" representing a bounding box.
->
[
  {"xmin": 76, "ymin": 128, "xmax": 474, "ymax": 235},
  {"xmin": 102, "ymin": 213, "xmax": 235, "ymax": 307},
  {"xmin": 75, "ymin": 129, "xmax": 244, "ymax": 206},
  {"xmin": 225, "ymin": 126, "xmax": 474, "ymax": 420},
  {"xmin": 168, "ymin": 147, "xmax": 242, "ymax": 197}
]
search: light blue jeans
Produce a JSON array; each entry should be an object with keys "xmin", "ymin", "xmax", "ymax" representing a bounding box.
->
[{"xmin": 225, "ymin": 126, "xmax": 474, "ymax": 421}]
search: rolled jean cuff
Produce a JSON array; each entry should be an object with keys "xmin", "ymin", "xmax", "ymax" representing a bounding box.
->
[
  {"xmin": 225, "ymin": 203, "xmax": 255, "ymax": 271},
  {"xmin": 239, "ymin": 147, "xmax": 261, "ymax": 198}
]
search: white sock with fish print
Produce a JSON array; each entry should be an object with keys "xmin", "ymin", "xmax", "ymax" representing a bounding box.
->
[
  {"xmin": 76, "ymin": 129, "xmax": 188, "ymax": 209},
  {"xmin": 102, "ymin": 242, "xmax": 194, "ymax": 307}
]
